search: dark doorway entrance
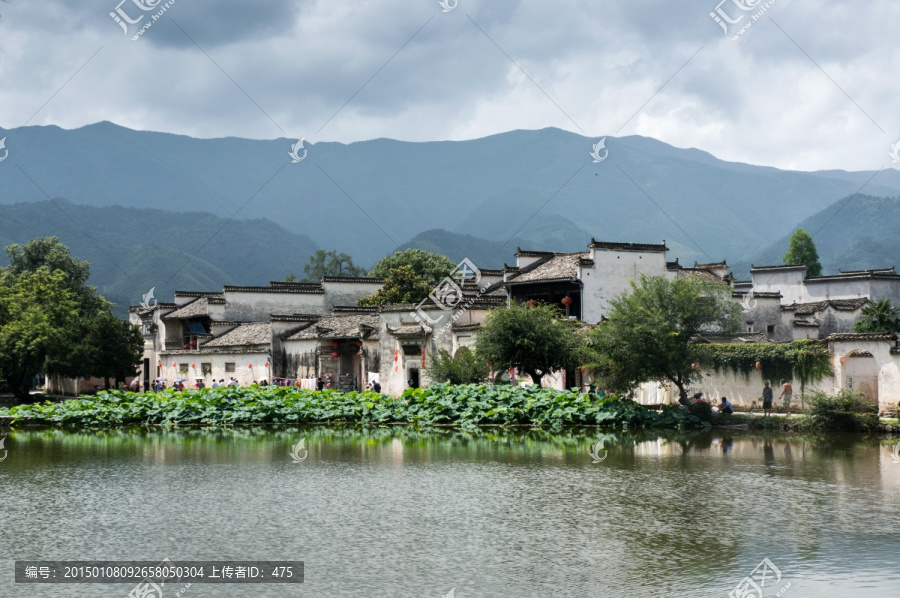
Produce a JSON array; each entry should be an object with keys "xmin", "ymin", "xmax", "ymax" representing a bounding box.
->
[
  {"xmin": 408, "ymin": 368, "xmax": 420, "ymax": 389},
  {"xmin": 143, "ymin": 358, "xmax": 150, "ymax": 391}
]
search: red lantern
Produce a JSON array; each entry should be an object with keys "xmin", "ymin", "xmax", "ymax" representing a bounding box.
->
[
  {"xmin": 394, "ymin": 349, "xmax": 399, "ymax": 362},
  {"xmin": 190, "ymin": 340, "xmax": 197, "ymax": 348},
  {"xmin": 356, "ymin": 340, "xmax": 363, "ymax": 347},
  {"xmin": 171, "ymin": 362, "xmax": 176, "ymax": 368},
  {"xmin": 331, "ymin": 352, "xmax": 340, "ymax": 359},
  {"xmin": 157, "ymin": 362, "xmax": 162, "ymax": 369},
  {"xmin": 191, "ymin": 363, "xmax": 196, "ymax": 369},
  {"xmin": 561, "ymin": 297, "xmax": 574, "ymax": 307},
  {"xmin": 183, "ymin": 344, "xmax": 190, "ymax": 350},
  {"xmin": 755, "ymin": 361, "xmax": 762, "ymax": 370},
  {"xmin": 264, "ymin": 361, "xmax": 269, "ymax": 367},
  {"xmin": 248, "ymin": 363, "xmax": 252, "ymax": 369},
  {"xmin": 332, "ymin": 341, "xmax": 340, "ymax": 348}
]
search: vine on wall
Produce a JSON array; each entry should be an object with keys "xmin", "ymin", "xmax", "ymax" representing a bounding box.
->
[{"xmin": 694, "ymin": 340, "xmax": 832, "ymax": 388}]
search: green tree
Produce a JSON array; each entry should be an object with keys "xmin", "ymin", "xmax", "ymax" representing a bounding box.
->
[
  {"xmin": 4, "ymin": 236, "xmax": 104, "ymax": 309},
  {"xmin": 60, "ymin": 312, "xmax": 144, "ymax": 390},
  {"xmin": 853, "ymin": 299, "xmax": 900, "ymax": 333},
  {"xmin": 370, "ymin": 248, "xmax": 456, "ymax": 286},
  {"xmin": 302, "ymin": 250, "xmax": 367, "ymax": 281},
  {"xmin": 425, "ymin": 346, "xmax": 489, "ymax": 385},
  {"xmin": 358, "ymin": 266, "xmax": 432, "ymax": 306},
  {"xmin": 782, "ymin": 229, "xmax": 822, "ymax": 276},
  {"xmin": 0, "ymin": 237, "xmax": 143, "ymax": 401},
  {"xmin": 589, "ymin": 275, "xmax": 741, "ymax": 402},
  {"xmin": 283, "ymin": 272, "xmax": 298, "ymax": 282},
  {"xmin": 475, "ymin": 302, "xmax": 583, "ymax": 387},
  {"xmin": 0, "ymin": 268, "xmax": 80, "ymax": 399}
]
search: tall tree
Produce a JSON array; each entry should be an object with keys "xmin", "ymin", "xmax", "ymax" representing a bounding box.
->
[
  {"xmin": 782, "ymin": 229, "xmax": 822, "ymax": 276},
  {"xmin": 589, "ymin": 275, "xmax": 741, "ymax": 402},
  {"xmin": 853, "ymin": 299, "xmax": 900, "ymax": 333},
  {"xmin": 0, "ymin": 268, "xmax": 80, "ymax": 399},
  {"xmin": 358, "ymin": 266, "xmax": 432, "ymax": 306},
  {"xmin": 369, "ymin": 249, "xmax": 456, "ymax": 286},
  {"xmin": 475, "ymin": 303, "xmax": 583, "ymax": 387},
  {"xmin": 0, "ymin": 237, "xmax": 143, "ymax": 401},
  {"xmin": 302, "ymin": 250, "xmax": 367, "ymax": 281}
]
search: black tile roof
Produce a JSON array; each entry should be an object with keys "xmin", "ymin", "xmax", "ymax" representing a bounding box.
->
[{"xmin": 588, "ymin": 238, "xmax": 668, "ymax": 252}]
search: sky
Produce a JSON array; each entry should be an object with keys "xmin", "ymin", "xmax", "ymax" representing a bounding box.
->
[{"xmin": 1, "ymin": 0, "xmax": 898, "ymax": 172}]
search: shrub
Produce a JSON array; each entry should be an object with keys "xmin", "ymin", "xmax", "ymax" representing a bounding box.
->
[
  {"xmin": 688, "ymin": 401, "xmax": 714, "ymax": 422},
  {"xmin": 803, "ymin": 390, "xmax": 879, "ymax": 432},
  {"xmin": 425, "ymin": 347, "xmax": 488, "ymax": 385}
]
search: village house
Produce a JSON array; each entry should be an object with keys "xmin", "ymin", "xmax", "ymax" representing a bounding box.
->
[{"xmin": 120, "ymin": 239, "xmax": 899, "ymax": 414}]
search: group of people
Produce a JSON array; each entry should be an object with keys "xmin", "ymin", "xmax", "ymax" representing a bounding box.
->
[
  {"xmin": 211, "ymin": 378, "xmax": 241, "ymax": 388},
  {"xmin": 366, "ymin": 380, "xmax": 382, "ymax": 393},
  {"xmin": 678, "ymin": 391, "xmax": 734, "ymax": 414},
  {"xmin": 761, "ymin": 379, "xmax": 793, "ymax": 416},
  {"xmin": 678, "ymin": 379, "xmax": 794, "ymax": 416}
]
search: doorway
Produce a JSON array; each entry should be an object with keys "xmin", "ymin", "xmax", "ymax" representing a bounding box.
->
[{"xmin": 408, "ymin": 367, "xmax": 420, "ymax": 389}]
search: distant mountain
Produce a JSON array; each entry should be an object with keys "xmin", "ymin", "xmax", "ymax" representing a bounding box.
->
[
  {"xmin": 3, "ymin": 122, "xmax": 899, "ymax": 267},
  {"xmin": 0, "ymin": 200, "xmax": 318, "ymax": 314},
  {"xmin": 731, "ymin": 194, "xmax": 900, "ymax": 277}
]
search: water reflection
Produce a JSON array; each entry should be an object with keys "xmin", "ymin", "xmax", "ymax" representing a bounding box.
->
[{"xmin": 0, "ymin": 427, "xmax": 898, "ymax": 597}]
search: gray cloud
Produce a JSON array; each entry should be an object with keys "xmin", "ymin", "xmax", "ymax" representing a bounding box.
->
[{"xmin": 0, "ymin": 0, "xmax": 897, "ymax": 171}]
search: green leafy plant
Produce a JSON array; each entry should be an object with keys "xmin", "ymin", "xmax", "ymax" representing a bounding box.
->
[
  {"xmin": 425, "ymin": 347, "xmax": 489, "ymax": 385},
  {"xmin": 0, "ymin": 384, "xmax": 707, "ymax": 430},
  {"xmin": 801, "ymin": 390, "xmax": 879, "ymax": 432}
]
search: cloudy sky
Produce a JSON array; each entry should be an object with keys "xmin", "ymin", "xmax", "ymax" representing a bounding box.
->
[{"xmin": 1, "ymin": 0, "xmax": 898, "ymax": 172}]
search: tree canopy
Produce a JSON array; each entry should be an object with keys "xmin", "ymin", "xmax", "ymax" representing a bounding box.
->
[
  {"xmin": 782, "ymin": 229, "xmax": 822, "ymax": 276},
  {"xmin": 357, "ymin": 266, "xmax": 432, "ymax": 306},
  {"xmin": 475, "ymin": 302, "xmax": 584, "ymax": 387},
  {"xmin": 0, "ymin": 237, "xmax": 143, "ymax": 400},
  {"xmin": 853, "ymin": 299, "xmax": 900, "ymax": 333},
  {"xmin": 369, "ymin": 248, "xmax": 456, "ymax": 286},
  {"xmin": 589, "ymin": 275, "xmax": 741, "ymax": 402},
  {"xmin": 302, "ymin": 250, "xmax": 367, "ymax": 281}
]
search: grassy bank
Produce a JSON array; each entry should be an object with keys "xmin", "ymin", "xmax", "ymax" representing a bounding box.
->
[{"xmin": 0, "ymin": 384, "xmax": 708, "ymax": 430}]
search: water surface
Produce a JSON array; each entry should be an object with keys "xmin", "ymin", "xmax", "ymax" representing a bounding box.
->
[{"xmin": 1, "ymin": 427, "xmax": 899, "ymax": 597}]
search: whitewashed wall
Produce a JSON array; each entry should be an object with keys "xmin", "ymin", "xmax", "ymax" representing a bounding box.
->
[{"xmin": 581, "ymin": 248, "xmax": 668, "ymax": 323}]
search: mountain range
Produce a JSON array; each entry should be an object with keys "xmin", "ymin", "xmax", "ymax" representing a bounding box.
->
[{"xmin": 1, "ymin": 122, "xmax": 900, "ymax": 306}]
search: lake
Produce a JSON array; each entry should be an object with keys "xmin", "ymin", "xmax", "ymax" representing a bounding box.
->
[{"xmin": 1, "ymin": 427, "xmax": 899, "ymax": 597}]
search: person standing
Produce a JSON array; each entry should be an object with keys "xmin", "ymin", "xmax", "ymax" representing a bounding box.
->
[
  {"xmin": 762, "ymin": 380, "xmax": 773, "ymax": 417},
  {"xmin": 778, "ymin": 379, "xmax": 793, "ymax": 416}
]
